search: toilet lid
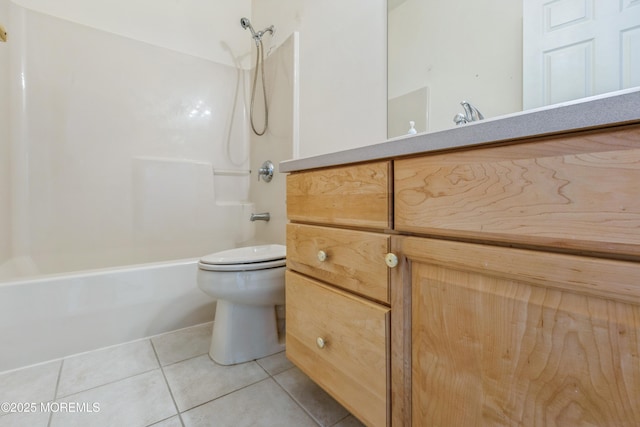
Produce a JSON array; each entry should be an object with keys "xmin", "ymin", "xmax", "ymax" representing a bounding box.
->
[{"xmin": 199, "ymin": 244, "xmax": 286, "ymax": 266}]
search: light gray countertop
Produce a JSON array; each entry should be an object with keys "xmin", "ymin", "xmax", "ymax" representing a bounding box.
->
[{"xmin": 280, "ymin": 88, "xmax": 640, "ymax": 173}]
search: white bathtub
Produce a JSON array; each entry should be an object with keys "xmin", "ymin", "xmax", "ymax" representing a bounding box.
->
[{"xmin": 0, "ymin": 259, "xmax": 215, "ymax": 372}]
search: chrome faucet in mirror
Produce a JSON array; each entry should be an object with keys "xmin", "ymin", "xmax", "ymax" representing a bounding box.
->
[{"xmin": 454, "ymin": 101, "xmax": 484, "ymax": 125}]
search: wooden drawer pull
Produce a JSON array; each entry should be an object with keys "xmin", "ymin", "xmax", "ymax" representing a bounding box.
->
[
  {"xmin": 317, "ymin": 250, "xmax": 328, "ymax": 262},
  {"xmin": 316, "ymin": 336, "xmax": 327, "ymax": 349}
]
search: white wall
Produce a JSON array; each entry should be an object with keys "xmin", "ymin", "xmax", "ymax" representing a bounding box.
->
[
  {"xmin": 249, "ymin": 33, "xmax": 297, "ymax": 246},
  {"xmin": 0, "ymin": 0, "xmax": 9, "ymax": 264},
  {"xmin": 388, "ymin": 0, "xmax": 522, "ymax": 134},
  {"xmin": 253, "ymin": 0, "xmax": 387, "ymax": 158},
  {"xmin": 11, "ymin": 0, "xmax": 252, "ymax": 68}
]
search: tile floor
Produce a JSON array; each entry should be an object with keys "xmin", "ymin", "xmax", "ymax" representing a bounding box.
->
[{"xmin": 0, "ymin": 323, "xmax": 365, "ymax": 427}]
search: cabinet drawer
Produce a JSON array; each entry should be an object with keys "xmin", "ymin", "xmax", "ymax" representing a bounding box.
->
[
  {"xmin": 285, "ymin": 271, "xmax": 389, "ymax": 427},
  {"xmin": 286, "ymin": 161, "xmax": 392, "ymax": 230},
  {"xmin": 395, "ymin": 125, "xmax": 640, "ymax": 257},
  {"xmin": 286, "ymin": 223, "xmax": 390, "ymax": 304}
]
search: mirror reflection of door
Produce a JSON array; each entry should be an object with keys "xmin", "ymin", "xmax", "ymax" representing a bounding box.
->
[{"xmin": 523, "ymin": 0, "xmax": 640, "ymax": 109}]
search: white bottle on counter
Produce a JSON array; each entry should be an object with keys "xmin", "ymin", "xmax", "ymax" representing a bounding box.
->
[{"xmin": 407, "ymin": 121, "xmax": 417, "ymax": 135}]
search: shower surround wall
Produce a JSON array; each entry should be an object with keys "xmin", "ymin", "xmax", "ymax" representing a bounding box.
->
[
  {"xmin": 1, "ymin": 3, "xmax": 255, "ymax": 280},
  {"xmin": 0, "ymin": 0, "xmax": 10, "ymax": 265},
  {"xmin": 248, "ymin": 33, "xmax": 297, "ymax": 247}
]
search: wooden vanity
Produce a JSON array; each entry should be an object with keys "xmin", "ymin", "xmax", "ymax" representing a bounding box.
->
[{"xmin": 283, "ymin": 93, "xmax": 640, "ymax": 426}]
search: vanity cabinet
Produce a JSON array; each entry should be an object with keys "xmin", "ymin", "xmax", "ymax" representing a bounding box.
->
[
  {"xmin": 285, "ymin": 124, "xmax": 640, "ymax": 427},
  {"xmin": 285, "ymin": 161, "xmax": 392, "ymax": 427}
]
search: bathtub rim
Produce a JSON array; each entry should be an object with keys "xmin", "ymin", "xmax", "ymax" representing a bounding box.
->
[{"xmin": 0, "ymin": 256, "xmax": 200, "ymax": 287}]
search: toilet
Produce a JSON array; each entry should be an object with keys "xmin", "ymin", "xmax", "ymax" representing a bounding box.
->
[{"xmin": 197, "ymin": 244, "xmax": 286, "ymax": 365}]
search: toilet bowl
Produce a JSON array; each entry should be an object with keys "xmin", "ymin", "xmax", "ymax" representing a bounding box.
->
[{"xmin": 197, "ymin": 244, "xmax": 286, "ymax": 365}]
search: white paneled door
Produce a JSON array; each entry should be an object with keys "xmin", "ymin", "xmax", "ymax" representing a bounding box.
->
[{"xmin": 523, "ymin": 0, "xmax": 640, "ymax": 109}]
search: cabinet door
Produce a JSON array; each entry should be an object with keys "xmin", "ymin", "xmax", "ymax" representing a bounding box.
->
[{"xmin": 394, "ymin": 236, "xmax": 640, "ymax": 427}]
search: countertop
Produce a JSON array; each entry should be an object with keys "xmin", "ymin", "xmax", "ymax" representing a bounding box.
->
[{"xmin": 280, "ymin": 88, "xmax": 640, "ymax": 173}]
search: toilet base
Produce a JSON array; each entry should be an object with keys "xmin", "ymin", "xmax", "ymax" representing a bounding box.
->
[{"xmin": 210, "ymin": 299, "xmax": 285, "ymax": 365}]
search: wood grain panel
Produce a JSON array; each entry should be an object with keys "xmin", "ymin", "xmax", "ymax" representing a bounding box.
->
[
  {"xmin": 390, "ymin": 237, "xmax": 411, "ymax": 427},
  {"xmin": 287, "ymin": 161, "xmax": 391, "ymax": 230},
  {"xmin": 286, "ymin": 223, "xmax": 390, "ymax": 304},
  {"xmin": 401, "ymin": 236, "xmax": 640, "ymax": 426},
  {"xmin": 401, "ymin": 236, "xmax": 640, "ymax": 305},
  {"xmin": 286, "ymin": 271, "xmax": 390, "ymax": 427},
  {"xmin": 395, "ymin": 125, "xmax": 640, "ymax": 257}
]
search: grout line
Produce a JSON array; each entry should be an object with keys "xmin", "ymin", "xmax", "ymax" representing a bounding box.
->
[
  {"xmin": 330, "ymin": 413, "xmax": 354, "ymax": 427},
  {"xmin": 179, "ymin": 374, "xmax": 273, "ymax": 413},
  {"xmin": 46, "ymin": 360, "xmax": 65, "ymax": 427},
  {"xmin": 270, "ymin": 370, "xmax": 323, "ymax": 427},
  {"xmin": 155, "ymin": 351, "xmax": 209, "ymax": 369},
  {"xmin": 150, "ymin": 339, "xmax": 185, "ymax": 427}
]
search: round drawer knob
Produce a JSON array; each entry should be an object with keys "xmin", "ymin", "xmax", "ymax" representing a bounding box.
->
[
  {"xmin": 385, "ymin": 253, "xmax": 399, "ymax": 268},
  {"xmin": 316, "ymin": 337, "xmax": 327, "ymax": 349},
  {"xmin": 317, "ymin": 250, "xmax": 327, "ymax": 262}
]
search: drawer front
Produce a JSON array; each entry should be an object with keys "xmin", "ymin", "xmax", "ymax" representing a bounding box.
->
[
  {"xmin": 286, "ymin": 161, "xmax": 392, "ymax": 230},
  {"xmin": 395, "ymin": 125, "xmax": 640, "ymax": 257},
  {"xmin": 286, "ymin": 223, "xmax": 390, "ymax": 304},
  {"xmin": 285, "ymin": 271, "xmax": 390, "ymax": 427}
]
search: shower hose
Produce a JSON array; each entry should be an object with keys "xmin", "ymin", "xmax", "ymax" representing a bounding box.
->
[{"xmin": 250, "ymin": 40, "xmax": 268, "ymax": 136}]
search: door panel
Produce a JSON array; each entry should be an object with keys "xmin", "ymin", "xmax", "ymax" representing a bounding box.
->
[{"xmin": 523, "ymin": 0, "xmax": 640, "ymax": 109}]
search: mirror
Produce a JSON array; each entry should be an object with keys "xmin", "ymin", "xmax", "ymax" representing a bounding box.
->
[{"xmin": 388, "ymin": 0, "xmax": 640, "ymax": 138}]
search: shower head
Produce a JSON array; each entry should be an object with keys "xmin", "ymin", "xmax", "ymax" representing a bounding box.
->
[
  {"xmin": 240, "ymin": 17, "xmax": 274, "ymax": 45},
  {"xmin": 240, "ymin": 17, "xmax": 257, "ymax": 37}
]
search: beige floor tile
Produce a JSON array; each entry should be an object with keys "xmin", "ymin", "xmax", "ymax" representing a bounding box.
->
[
  {"xmin": 152, "ymin": 323, "xmax": 212, "ymax": 366},
  {"xmin": 50, "ymin": 369, "xmax": 176, "ymax": 427},
  {"xmin": 181, "ymin": 378, "xmax": 317, "ymax": 427},
  {"xmin": 0, "ymin": 360, "xmax": 60, "ymax": 406},
  {"xmin": 333, "ymin": 414, "xmax": 366, "ymax": 427},
  {"xmin": 274, "ymin": 367, "xmax": 349, "ymax": 427},
  {"xmin": 57, "ymin": 340, "xmax": 158, "ymax": 398},
  {"xmin": 0, "ymin": 409, "xmax": 50, "ymax": 427},
  {"xmin": 256, "ymin": 351, "xmax": 294, "ymax": 376},
  {"xmin": 163, "ymin": 354, "xmax": 268, "ymax": 412}
]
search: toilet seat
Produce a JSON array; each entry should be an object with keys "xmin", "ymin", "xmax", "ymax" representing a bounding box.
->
[{"xmin": 198, "ymin": 244, "xmax": 286, "ymax": 272}]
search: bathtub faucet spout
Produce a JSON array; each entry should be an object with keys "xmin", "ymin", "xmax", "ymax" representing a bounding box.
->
[{"xmin": 250, "ymin": 212, "xmax": 270, "ymax": 222}]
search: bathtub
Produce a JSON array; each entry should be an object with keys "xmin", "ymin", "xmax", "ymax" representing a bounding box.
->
[{"xmin": 0, "ymin": 259, "xmax": 215, "ymax": 372}]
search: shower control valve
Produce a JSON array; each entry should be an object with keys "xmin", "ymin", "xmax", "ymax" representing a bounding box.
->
[{"xmin": 257, "ymin": 160, "xmax": 274, "ymax": 182}]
